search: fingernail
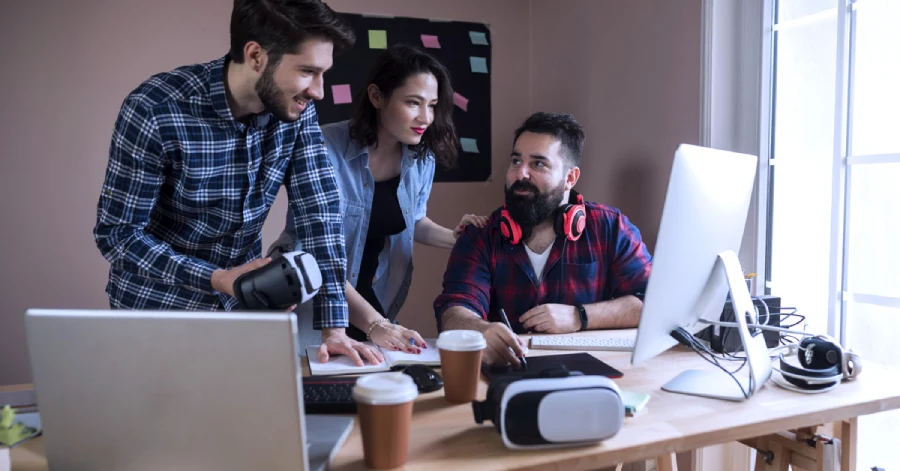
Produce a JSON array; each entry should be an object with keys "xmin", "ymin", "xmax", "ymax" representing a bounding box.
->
[
  {"xmin": 394, "ymin": 347, "xmax": 400, "ymax": 351},
  {"xmin": 416, "ymin": 348, "xmax": 421, "ymax": 354},
  {"xmin": 421, "ymin": 343, "xmax": 427, "ymax": 348}
]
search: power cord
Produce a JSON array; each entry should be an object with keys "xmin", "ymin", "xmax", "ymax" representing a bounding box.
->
[{"xmin": 670, "ymin": 327, "xmax": 751, "ymax": 399}]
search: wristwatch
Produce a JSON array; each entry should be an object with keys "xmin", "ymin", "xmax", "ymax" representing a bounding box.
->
[{"xmin": 575, "ymin": 303, "xmax": 588, "ymax": 331}]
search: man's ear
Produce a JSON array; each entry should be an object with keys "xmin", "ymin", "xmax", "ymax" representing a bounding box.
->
[
  {"xmin": 243, "ymin": 41, "xmax": 267, "ymax": 74},
  {"xmin": 565, "ymin": 166, "xmax": 581, "ymax": 191},
  {"xmin": 367, "ymin": 84, "xmax": 384, "ymax": 109}
]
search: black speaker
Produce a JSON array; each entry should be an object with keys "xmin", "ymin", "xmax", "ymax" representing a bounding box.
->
[{"xmin": 696, "ymin": 295, "xmax": 782, "ymax": 353}]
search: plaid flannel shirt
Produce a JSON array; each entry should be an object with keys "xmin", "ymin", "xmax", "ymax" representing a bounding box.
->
[
  {"xmin": 93, "ymin": 55, "xmax": 349, "ymax": 328},
  {"xmin": 433, "ymin": 202, "xmax": 652, "ymax": 333}
]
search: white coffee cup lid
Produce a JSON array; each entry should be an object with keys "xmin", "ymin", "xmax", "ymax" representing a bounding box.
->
[
  {"xmin": 352, "ymin": 372, "xmax": 419, "ymax": 405},
  {"xmin": 436, "ymin": 330, "xmax": 487, "ymax": 352}
]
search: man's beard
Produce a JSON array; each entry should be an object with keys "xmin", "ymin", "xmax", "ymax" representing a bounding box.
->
[
  {"xmin": 255, "ymin": 63, "xmax": 309, "ymax": 123},
  {"xmin": 504, "ymin": 180, "xmax": 566, "ymax": 227}
]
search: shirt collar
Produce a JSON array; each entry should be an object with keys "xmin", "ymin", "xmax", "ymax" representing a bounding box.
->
[
  {"xmin": 209, "ymin": 54, "xmax": 274, "ymax": 128},
  {"xmin": 345, "ymin": 133, "xmax": 417, "ymax": 169},
  {"xmin": 209, "ymin": 56, "xmax": 234, "ymax": 123}
]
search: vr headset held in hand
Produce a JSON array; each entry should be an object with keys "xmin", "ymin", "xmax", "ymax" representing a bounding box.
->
[
  {"xmin": 233, "ymin": 250, "xmax": 322, "ymax": 310},
  {"xmin": 472, "ymin": 366, "xmax": 623, "ymax": 450}
]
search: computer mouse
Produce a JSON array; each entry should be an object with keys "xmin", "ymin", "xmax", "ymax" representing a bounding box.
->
[{"xmin": 401, "ymin": 364, "xmax": 444, "ymax": 393}]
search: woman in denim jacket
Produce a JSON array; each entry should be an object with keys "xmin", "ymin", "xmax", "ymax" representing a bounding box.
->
[{"xmin": 270, "ymin": 45, "xmax": 487, "ymax": 365}]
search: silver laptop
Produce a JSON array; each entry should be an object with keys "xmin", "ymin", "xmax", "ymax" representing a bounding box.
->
[{"xmin": 24, "ymin": 309, "xmax": 353, "ymax": 471}]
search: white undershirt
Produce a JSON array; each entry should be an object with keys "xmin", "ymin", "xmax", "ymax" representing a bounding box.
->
[{"xmin": 524, "ymin": 243, "xmax": 552, "ymax": 283}]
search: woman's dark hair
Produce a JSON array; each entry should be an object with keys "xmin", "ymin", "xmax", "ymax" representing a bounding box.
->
[
  {"xmin": 230, "ymin": 0, "xmax": 355, "ymax": 65},
  {"xmin": 349, "ymin": 44, "xmax": 458, "ymax": 169}
]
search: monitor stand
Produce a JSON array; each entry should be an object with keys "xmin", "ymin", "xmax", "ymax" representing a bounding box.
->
[{"xmin": 661, "ymin": 251, "xmax": 773, "ymax": 402}]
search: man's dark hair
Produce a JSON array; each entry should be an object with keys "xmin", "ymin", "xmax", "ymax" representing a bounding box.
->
[
  {"xmin": 513, "ymin": 112, "xmax": 585, "ymax": 168},
  {"xmin": 350, "ymin": 44, "xmax": 458, "ymax": 169},
  {"xmin": 229, "ymin": 0, "xmax": 355, "ymax": 65}
]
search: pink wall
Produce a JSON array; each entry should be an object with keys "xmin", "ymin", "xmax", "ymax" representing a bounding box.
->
[
  {"xmin": 530, "ymin": 0, "xmax": 703, "ymax": 252},
  {"xmin": 0, "ymin": 0, "xmax": 530, "ymax": 386},
  {"xmin": 0, "ymin": 0, "xmax": 700, "ymax": 386}
]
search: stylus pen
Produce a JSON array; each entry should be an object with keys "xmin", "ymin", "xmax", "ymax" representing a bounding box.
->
[{"xmin": 499, "ymin": 308, "xmax": 527, "ymax": 369}]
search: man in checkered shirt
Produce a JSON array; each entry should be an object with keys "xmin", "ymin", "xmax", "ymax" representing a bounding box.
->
[
  {"xmin": 434, "ymin": 113, "xmax": 653, "ymax": 366},
  {"xmin": 93, "ymin": 0, "xmax": 385, "ymax": 364}
]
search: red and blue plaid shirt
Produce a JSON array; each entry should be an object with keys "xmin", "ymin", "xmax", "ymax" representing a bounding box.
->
[{"xmin": 433, "ymin": 201, "xmax": 652, "ymax": 333}]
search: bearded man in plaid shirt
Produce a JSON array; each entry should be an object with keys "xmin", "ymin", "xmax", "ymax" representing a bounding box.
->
[
  {"xmin": 93, "ymin": 0, "xmax": 385, "ymax": 364},
  {"xmin": 434, "ymin": 112, "xmax": 653, "ymax": 366}
]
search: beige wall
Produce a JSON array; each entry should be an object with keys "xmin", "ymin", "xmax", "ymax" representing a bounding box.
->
[
  {"xmin": 529, "ymin": 0, "xmax": 703, "ymax": 252},
  {"xmin": 0, "ymin": 0, "xmax": 700, "ymax": 386}
]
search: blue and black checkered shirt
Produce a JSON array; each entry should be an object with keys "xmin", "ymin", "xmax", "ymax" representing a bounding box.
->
[{"xmin": 94, "ymin": 55, "xmax": 349, "ymax": 328}]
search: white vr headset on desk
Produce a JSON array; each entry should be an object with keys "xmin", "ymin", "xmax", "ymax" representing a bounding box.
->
[{"xmin": 472, "ymin": 366, "xmax": 624, "ymax": 450}]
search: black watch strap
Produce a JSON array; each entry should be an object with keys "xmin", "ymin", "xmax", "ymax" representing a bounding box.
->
[{"xmin": 575, "ymin": 303, "xmax": 588, "ymax": 331}]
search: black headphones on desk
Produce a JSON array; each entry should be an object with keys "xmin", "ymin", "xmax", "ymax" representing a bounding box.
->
[{"xmin": 771, "ymin": 335, "xmax": 861, "ymax": 393}]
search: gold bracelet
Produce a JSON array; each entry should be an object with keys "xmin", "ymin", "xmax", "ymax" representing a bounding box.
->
[{"xmin": 366, "ymin": 318, "xmax": 388, "ymax": 340}]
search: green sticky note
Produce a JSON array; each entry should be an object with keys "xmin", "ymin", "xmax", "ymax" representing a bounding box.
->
[
  {"xmin": 369, "ymin": 30, "xmax": 387, "ymax": 49},
  {"xmin": 620, "ymin": 390, "xmax": 651, "ymax": 415},
  {"xmin": 469, "ymin": 31, "xmax": 489, "ymax": 45},
  {"xmin": 470, "ymin": 56, "xmax": 488, "ymax": 74},
  {"xmin": 460, "ymin": 138, "xmax": 479, "ymax": 154}
]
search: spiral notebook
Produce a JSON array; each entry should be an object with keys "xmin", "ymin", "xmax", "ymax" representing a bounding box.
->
[{"xmin": 305, "ymin": 339, "xmax": 440, "ymax": 376}]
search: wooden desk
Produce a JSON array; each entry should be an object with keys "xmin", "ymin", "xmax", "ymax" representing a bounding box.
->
[{"xmin": 9, "ymin": 331, "xmax": 900, "ymax": 471}]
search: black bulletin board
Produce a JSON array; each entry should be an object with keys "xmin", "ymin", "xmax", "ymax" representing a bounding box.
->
[{"xmin": 317, "ymin": 13, "xmax": 492, "ymax": 182}]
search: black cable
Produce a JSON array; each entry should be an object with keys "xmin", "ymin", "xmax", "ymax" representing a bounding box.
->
[
  {"xmin": 780, "ymin": 313, "xmax": 805, "ymax": 329},
  {"xmin": 673, "ymin": 328, "xmax": 751, "ymax": 398}
]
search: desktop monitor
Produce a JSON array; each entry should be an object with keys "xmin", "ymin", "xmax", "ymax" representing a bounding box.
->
[{"xmin": 630, "ymin": 144, "xmax": 771, "ymax": 401}]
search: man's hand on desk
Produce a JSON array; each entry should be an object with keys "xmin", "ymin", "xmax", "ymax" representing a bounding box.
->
[
  {"xmin": 480, "ymin": 323, "xmax": 528, "ymax": 367},
  {"xmin": 519, "ymin": 304, "xmax": 580, "ymax": 334},
  {"xmin": 318, "ymin": 328, "xmax": 385, "ymax": 366}
]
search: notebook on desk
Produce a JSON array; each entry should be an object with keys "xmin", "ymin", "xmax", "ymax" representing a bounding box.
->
[{"xmin": 306, "ymin": 339, "xmax": 440, "ymax": 376}]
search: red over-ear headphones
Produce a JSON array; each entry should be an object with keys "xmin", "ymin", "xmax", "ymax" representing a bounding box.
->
[{"xmin": 500, "ymin": 191, "xmax": 586, "ymax": 244}]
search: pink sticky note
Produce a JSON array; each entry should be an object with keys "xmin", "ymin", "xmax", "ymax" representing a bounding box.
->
[
  {"xmin": 332, "ymin": 84, "xmax": 352, "ymax": 104},
  {"xmin": 421, "ymin": 34, "xmax": 441, "ymax": 49},
  {"xmin": 453, "ymin": 92, "xmax": 469, "ymax": 111}
]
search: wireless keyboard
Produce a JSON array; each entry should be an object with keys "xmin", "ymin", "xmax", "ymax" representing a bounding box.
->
[
  {"xmin": 302, "ymin": 377, "xmax": 357, "ymax": 414},
  {"xmin": 530, "ymin": 335, "xmax": 635, "ymax": 352}
]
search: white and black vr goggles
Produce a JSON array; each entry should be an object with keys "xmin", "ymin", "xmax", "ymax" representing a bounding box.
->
[{"xmin": 472, "ymin": 366, "xmax": 624, "ymax": 450}]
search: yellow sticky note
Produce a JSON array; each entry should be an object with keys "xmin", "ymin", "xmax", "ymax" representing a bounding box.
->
[{"xmin": 369, "ymin": 30, "xmax": 387, "ymax": 49}]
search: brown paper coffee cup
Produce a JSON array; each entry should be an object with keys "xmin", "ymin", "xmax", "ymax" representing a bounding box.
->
[
  {"xmin": 352, "ymin": 373, "xmax": 418, "ymax": 469},
  {"xmin": 436, "ymin": 330, "xmax": 487, "ymax": 404}
]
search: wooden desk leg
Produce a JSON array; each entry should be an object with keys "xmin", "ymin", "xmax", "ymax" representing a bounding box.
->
[
  {"xmin": 839, "ymin": 417, "xmax": 857, "ymax": 471},
  {"xmin": 655, "ymin": 453, "xmax": 677, "ymax": 471},
  {"xmin": 764, "ymin": 441, "xmax": 791, "ymax": 471}
]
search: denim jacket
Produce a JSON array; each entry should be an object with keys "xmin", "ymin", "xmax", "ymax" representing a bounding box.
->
[{"xmin": 269, "ymin": 120, "xmax": 435, "ymax": 322}]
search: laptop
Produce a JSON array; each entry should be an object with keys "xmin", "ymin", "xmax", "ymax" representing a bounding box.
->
[{"xmin": 24, "ymin": 309, "xmax": 353, "ymax": 471}]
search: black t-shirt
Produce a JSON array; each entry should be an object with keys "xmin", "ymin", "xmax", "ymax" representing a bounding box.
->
[{"xmin": 347, "ymin": 174, "xmax": 407, "ymax": 341}]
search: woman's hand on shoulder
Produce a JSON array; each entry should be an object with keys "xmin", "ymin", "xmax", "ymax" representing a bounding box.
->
[{"xmin": 454, "ymin": 214, "xmax": 489, "ymax": 239}]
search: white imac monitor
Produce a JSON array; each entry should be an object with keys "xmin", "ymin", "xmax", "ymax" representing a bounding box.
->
[{"xmin": 630, "ymin": 144, "xmax": 771, "ymax": 401}]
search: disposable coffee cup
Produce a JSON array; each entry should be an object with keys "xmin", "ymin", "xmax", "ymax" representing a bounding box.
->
[
  {"xmin": 352, "ymin": 373, "xmax": 419, "ymax": 469},
  {"xmin": 436, "ymin": 330, "xmax": 487, "ymax": 403}
]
